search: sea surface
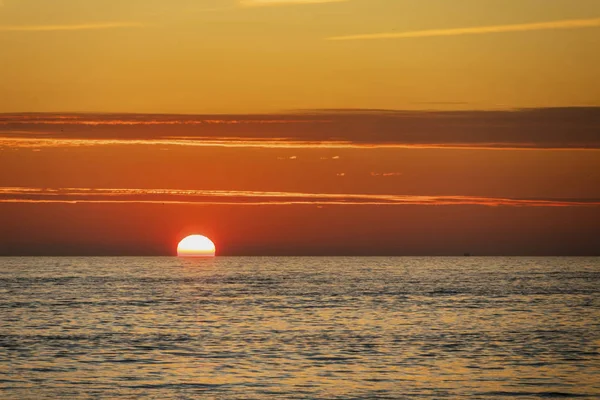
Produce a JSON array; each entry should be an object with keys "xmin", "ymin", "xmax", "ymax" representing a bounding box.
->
[{"xmin": 0, "ymin": 257, "xmax": 599, "ymax": 399}]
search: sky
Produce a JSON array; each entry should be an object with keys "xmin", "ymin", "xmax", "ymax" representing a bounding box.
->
[
  {"xmin": 1, "ymin": 0, "xmax": 599, "ymax": 255},
  {"xmin": 1, "ymin": 0, "xmax": 599, "ymax": 113}
]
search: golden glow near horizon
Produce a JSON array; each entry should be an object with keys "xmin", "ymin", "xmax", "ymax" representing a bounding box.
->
[
  {"xmin": 0, "ymin": 0, "xmax": 598, "ymax": 113},
  {"xmin": 177, "ymin": 235, "xmax": 216, "ymax": 257}
]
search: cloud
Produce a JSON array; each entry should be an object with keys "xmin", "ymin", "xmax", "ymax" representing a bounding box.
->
[
  {"xmin": 1, "ymin": 187, "xmax": 599, "ymax": 208},
  {"xmin": 1, "ymin": 108, "xmax": 599, "ymax": 150},
  {"xmin": 4, "ymin": 136, "xmax": 598, "ymax": 152},
  {"xmin": 0, "ymin": 115, "xmax": 328, "ymax": 125},
  {"xmin": 328, "ymin": 17, "xmax": 600, "ymax": 41},
  {"xmin": 371, "ymin": 172, "xmax": 403, "ymax": 177},
  {"xmin": 0, "ymin": 22, "xmax": 144, "ymax": 32},
  {"xmin": 240, "ymin": 0, "xmax": 347, "ymax": 7}
]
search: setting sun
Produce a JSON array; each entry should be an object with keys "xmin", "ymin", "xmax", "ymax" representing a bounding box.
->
[{"xmin": 177, "ymin": 235, "xmax": 216, "ymax": 257}]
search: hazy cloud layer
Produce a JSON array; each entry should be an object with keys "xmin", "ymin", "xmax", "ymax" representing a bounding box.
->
[
  {"xmin": 1, "ymin": 108, "xmax": 599, "ymax": 150},
  {"xmin": 329, "ymin": 17, "xmax": 600, "ymax": 41},
  {"xmin": 1, "ymin": 187, "xmax": 598, "ymax": 208}
]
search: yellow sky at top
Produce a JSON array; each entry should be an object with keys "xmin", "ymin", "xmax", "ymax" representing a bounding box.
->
[{"xmin": 0, "ymin": 0, "xmax": 599, "ymax": 113}]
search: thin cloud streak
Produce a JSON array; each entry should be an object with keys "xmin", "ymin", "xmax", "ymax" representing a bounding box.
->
[
  {"xmin": 0, "ymin": 22, "xmax": 144, "ymax": 32},
  {"xmin": 1, "ymin": 187, "xmax": 599, "ymax": 208},
  {"xmin": 240, "ymin": 0, "xmax": 347, "ymax": 7},
  {"xmin": 2, "ymin": 136, "xmax": 598, "ymax": 151},
  {"xmin": 328, "ymin": 17, "xmax": 600, "ymax": 41},
  {"xmin": 0, "ymin": 119, "xmax": 327, "ymax": 126}
]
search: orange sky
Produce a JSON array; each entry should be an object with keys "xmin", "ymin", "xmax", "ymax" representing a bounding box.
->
[
  {"xmin": 1, "ymin": 111, "xmax": 599, "ymax": 255},
  {"xmin": 1, "ymin": 1, "xmax": 599, "ymax": 255},
  {"xmin": 0, "ymin": 0, "xmax": 599, "ymax": 113}
]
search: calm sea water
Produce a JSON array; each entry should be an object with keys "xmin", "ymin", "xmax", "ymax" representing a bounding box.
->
[{"xmin": 0, "ymin": 257, "xmax": 599, "ymax": 399}]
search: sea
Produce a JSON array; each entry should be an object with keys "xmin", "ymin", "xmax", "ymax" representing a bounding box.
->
[{"xmin": 0, "ymin": 257, "xmax": 599, "ymax": 399}]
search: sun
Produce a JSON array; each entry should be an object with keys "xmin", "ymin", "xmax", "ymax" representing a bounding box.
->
[{"xmin": 177, "ymin": 235, "xmax": 216, "ymax": 257}]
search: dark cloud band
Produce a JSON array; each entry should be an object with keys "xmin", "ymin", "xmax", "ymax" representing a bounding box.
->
[{"xmin": 1, "ymin": 108, "xmax": 599, "ymax": 150}]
